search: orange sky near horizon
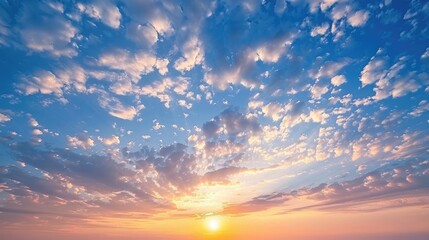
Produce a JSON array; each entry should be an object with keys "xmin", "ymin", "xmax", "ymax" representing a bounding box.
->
[{"xmin": 1, "ymin": 205, "xmax": 428, "ymax": 240}]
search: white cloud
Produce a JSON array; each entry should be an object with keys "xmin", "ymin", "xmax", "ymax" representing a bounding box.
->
[
  {"xmin": 77, "ymin": 0, "xmax": 121, "ymax": 29},
  {"xmin": 97, "ymin": 90, "xmax": 142, "ymax": 120},
  {"xmin": 262, "ymin": 103, "xmax": 284, "ymax": 121},
  {"xmin": 174, "ymin": 36, "xmax": 204, "ymax": 72},
  {"xmin": 18, "ymin": 3, "xmax": 78, "ymax": 57},
  {"xmin": 347, "ymin": 10, "xmax": 370, "ymax": 27},
  {"xmin": 0, "ymin": 113, "xmax": 11, "ymax": 122},
  {"xmin": 18, "ymin": 65, "xmax": 88, "ymax": 100},
  {"xmin": 32, "ymin": 129, "xmax": 43, "ymax": 135},
  {"xmin": 153, "ymin": 120, "xmax": 165, "ymax": 130},
  {"xmin": 99, "ymin": 135, "xmax": 120, "ymax": 145},
  {"xmin": 127, "ymin": 23, "xmax": 158, "ymax": 47},
  {"xmin": 150, "ymin": 13, "xmax": 173, "ymax": 36},
  {"xmin": 156, "ymin": 59, "xmax": 169, "ymax": 75},
  {"xmin": 256, "ymin": 32, "xmax": 296, "ymax": 63},
  {"xmin": 330, "ymin": 4, "xmax": 352, "ymax": 21},
  {"xmin": 47, "ymin": 1, "xmax": 64, "ymax": 13},
  {"xmin": 306, "ymin": 109, "xmax": 329, "ymax": 124},
  {"xmin": 308, "ymin": 0, "xmax": 343, "ymax": 13},
  {"xmin": 204, "ymin": 50, "xmax": 260, "ymax": 90},
  {"xmin": 330, "ymin": 18, "xmax": 345, "ymax": 41},
  {"xmin": 368, "ymin": 56, "xmax": 420, "ymax": 101},
  {"xmin": 409, "ymin": 100, "xmax": 429, "ymax": 117},
  {"xmin": 98, "ymin": 49, "xmax": 158, "ymax": 81},
  {"xmin": 178, "ymin": 100, "xmax": 192, "ymax": 109},
  {"xmin": 67, "ymin": 135, "xmax": 95, "ymax": 149},
  {"xmin": 29, "ymin": 118, "xmax": 39, "ymax": 127},
  {"xmin": 391, "ymin": 78, "xmax": 420, "ymax": 98},
  {"xmin": 110, "ymin": 79, "xmax": 134, "ymax": 96},
  {"xmin": 313, "ymin": 60, "xmax": 349, "ymax": 79},
  {"xmin": 248, "ymin": 100, "xmax": 264, "ymax": 110},
  {"xmin": 140, "ymin": 77, "xmax": 189, "ymax": 108},
  {"xmin": 123, "ymin": 0, "xmax": 174, "ymax": 36},
  {"xmin": 18, "ymin": 71, "xmax": 64, "ymax": 97},
  {"xmin": 331, "ymin": 75, "xmax": 346, "ymax": 86},
  {"xmin": 55, "ymin": 65, "xmax": 88, "ymax": 93},
  {"xmin": 421, "ymin": 47, "xmax": 429, "ymax": 59},
  {"xmin": 360, "ymin": 50, "xmax": 387, "ymax": 87},
  {"xmin": 330, "ymin": 4, "xmax": 370, "ymax": 28},
  {"xmin": 310, "ymin": 84, "xmax": 329, "ymax": 99},
  {"xmin": 310, "ymin": 23, "xmax": 330, "ymax": 37}
]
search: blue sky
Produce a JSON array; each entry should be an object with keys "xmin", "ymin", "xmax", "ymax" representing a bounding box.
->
[{"xmin": 0, "ymin": 0, "xmax": 429, "ymax": 238}]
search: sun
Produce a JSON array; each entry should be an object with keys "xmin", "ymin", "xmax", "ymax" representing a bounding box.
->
[{"xmin": 205, "ymin": 216, "xmax": 221, "ymax": 232}]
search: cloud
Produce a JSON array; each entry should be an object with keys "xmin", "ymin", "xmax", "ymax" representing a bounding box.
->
[
  {"xmin": 331, "ymin": 75, "xmax": 346, "ymax": 86},
  {"xmin": 152, "ymin": 120, "xmax": 165, "ymax": 130},
  {"xmin": 32, "ymin": 129, "xmax": 43, "ymax": 135},
  {"xmin": 97, "ymin": 49, "xmax": 160, "ymax": 81},
  {"xmin": 2, "ymin": 143, "xmax": 156, "ymax": 208},
  {"xmin": 97, "ymin": 91, "xmax": 142, "ymax": 120},
  {"xmin": 422, "ymin": 47, "xmax": 429, "ymax": 59},
  {"xmin": 178, "ymin": 99, "xmax": 192, "ymax": 109},
  {"xmin": 0, "ymin": 165, "xmax": 78, "ymax": 201},
  {"xmin": 360, "ymin": 49, "xmax": 387, "ymax": 87},
  {"xmin": 409, "ymin": 100, "xmax": 429, "ymax": 117},
  {"xmin": 365, "ymin": 55, "xmax": 422, "ymax": 101},
  {"xmin": 202, "ymin": 107, "xmax": 260, "ymax": 140},
  {"xmin": 261, "ymin": 102, "xmax": 285, "ymax": 121},
  {"xmin": 67, "ymin": 135, "xmax": 95, "ymax": 149},
  {"xmin": 140, "ymin": 77, "xmax": 189, "ymax": 108},
  {"xmin": 279, "ymin": 101, "xmax": 306, "ymax": 131},
  {"xmin": 223, "ymin": 159, "xmax": 429, "ymax": 215},
  {"xmin": 204, "ymin": 50, "xmax": 260, "ymax": 90},
  {"xmin": 274, "ymin": 0, "xmax": 287, "ymax": 15},
  {"xmin": 174, "ymin": 36, "xmax": 204, "ymax": 72},
  {"xmin": 0, "ymin": 5, "xmax": 11, "ymax": 46},
  {"xmin": 17, "ymin": 64, "xmax": 88, "ymax": 101},
  {"xmin": 99, "ymin": 135, "xmax": 120, "ymax": 146},
  {"xmin": 202, "ymin": 166, "xmax": 247, "ymax": 184},
  {"xmin": 126, "ymin": 23, "xmax": 158, "ymax": 47},
  {"xmin": 305, "ymin": 109, "xmax": 329, "ymax": 124},
  {"xmin": 391, "ymin": 77, "xmax": 420, "ymax": 98},
  {"xmin": 0, "ymin": 113, "xmax": 11, "ymax": 122},
  {"xmin": 29, "ymin": 118, "xmax": 39, "ymax": 127},
  {"xmin": 256, "ymin": 31, "xmax": 296, "ymax": 63},
  {"xmin": 310, "ymin": 23, "xmax": 330, "ymax": 37},
  {"xmin": 18, "ymin": 71, "xmax": 65, "ymax": 97},
  {"xmin": 347, "ymin": 10, "xmax": 370, "ymax": 27},
  {"xmin": 77, "ymin": 0, "xmax": 121, "ymax": 29},
  {"xmin": 330, "ymin": 4, "xmax": 352, "ymax": 21},
  {"xmin": 223, "ymin": 192, "xmax": 288, "ymax": 214},
  {"xmin": 123, "ymin": 0, "xmax": 174, "ymax": 36},
  {"xmin": 312, "ymin": 59, "xmax": 350, "ymax": 79},
  {"xmin": 310, "ymin": 84, "xmax": 329, "ymax": 99},
  {"xmin": 17, "ymin": 2, "xmax": 78, "ymax": 57},
  {"xmin": 201, "ymin": 9, "xmax": 298, "ymax": 89}
]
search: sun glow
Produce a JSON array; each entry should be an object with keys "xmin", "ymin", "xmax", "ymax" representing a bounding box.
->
[{"xmin": 206, "ymin": 216, "xmax": 221, "ymax": 232}]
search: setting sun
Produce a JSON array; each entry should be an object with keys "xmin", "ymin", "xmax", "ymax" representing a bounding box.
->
[{"xmin": 206, "ymin": 216, "xmax": 221, "ymax": 232}]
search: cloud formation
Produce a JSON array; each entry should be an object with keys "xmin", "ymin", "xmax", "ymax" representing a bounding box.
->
[{"xmin": 0, "ymin": 0, "xmax": 428, "ymax": 233}]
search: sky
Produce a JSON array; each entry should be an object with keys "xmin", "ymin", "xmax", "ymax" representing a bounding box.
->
[{"xmin": 0, "ymin": 0, "xmax": 429, "ymax": 239}]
